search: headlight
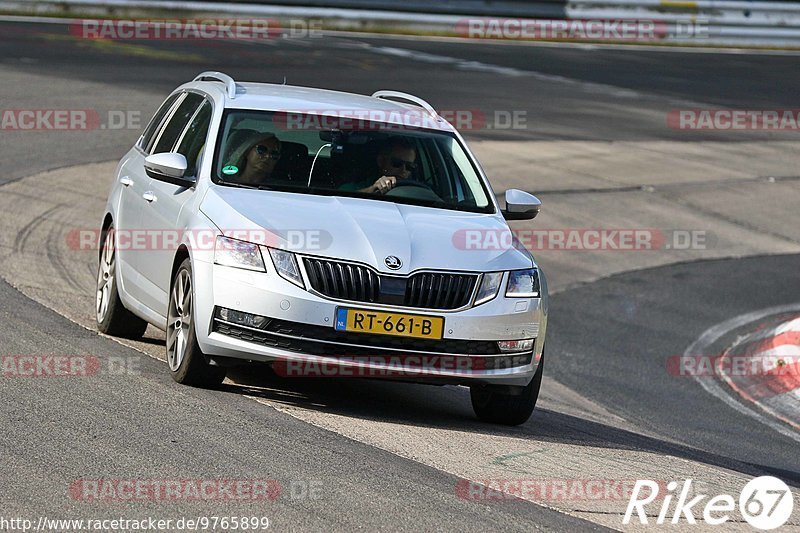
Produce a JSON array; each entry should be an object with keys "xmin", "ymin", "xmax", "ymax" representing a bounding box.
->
[
  {"xmin": 474, "ymin": 272, "xmax": 503, "ymax": 306},
  {"xmin": 214, "ymin": 236, "xmax": 265, "ymax": 272},
  {"xmin": 506, "ymin": 268, "xmax": 540, "ymax": 297},
  {"xmin": 268, "ymin": 248, "xmax": 304, "ymax": 288}
]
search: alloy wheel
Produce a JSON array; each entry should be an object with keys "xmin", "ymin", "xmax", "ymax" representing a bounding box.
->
[{"xmin": 167, "ymin": 269, "xmax": 193, "ymax": 371}]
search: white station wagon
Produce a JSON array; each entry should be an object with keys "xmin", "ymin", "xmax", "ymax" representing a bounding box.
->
[{"xmin": 97, "ymin": 71, "xmax": 547, "ymax": 425}]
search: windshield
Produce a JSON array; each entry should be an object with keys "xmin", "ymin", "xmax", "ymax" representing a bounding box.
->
[{"xmin": 212, "ymin": 110, "xmax": 494, "ymax": 213}]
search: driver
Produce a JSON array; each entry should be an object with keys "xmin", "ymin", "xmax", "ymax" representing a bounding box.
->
[{"xmin": 339, "ymin": 137, "xmax": 417, "ymax": 194}]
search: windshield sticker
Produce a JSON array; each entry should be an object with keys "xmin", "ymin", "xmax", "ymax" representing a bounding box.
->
[{"xmin": 222, "ymin": 165, "xmax": 239, "ymax": 175}]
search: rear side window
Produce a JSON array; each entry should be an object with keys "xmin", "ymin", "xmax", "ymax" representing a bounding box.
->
[
  {"xmin": 176, "ymin": 100, "xmax": 212, "ymax": 177},
  {"xmin": 152, "ymin": 93, "xmax": 204, "ymax": 154},
  {"xmin": 138, "ymin": 93, "xmax": 181, "ymax": 154}
]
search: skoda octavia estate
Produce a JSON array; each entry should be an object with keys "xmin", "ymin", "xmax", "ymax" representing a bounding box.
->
[{"xmin": 97, "ymin": 71, "xmax": 548, "ymax": 425}]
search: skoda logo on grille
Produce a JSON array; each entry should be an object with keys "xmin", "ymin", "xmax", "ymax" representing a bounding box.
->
[{"xmin": 384, "ymin": 256, "xmax": 402, "ymax": 270}]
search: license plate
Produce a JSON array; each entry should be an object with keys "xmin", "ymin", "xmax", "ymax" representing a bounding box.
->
[{"xmin": 334, "ymin": 308, "xmax": 444, "ymax": 339}]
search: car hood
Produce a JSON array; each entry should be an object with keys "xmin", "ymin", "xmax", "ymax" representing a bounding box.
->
[{"xmin": 200, "ymin": 187, "xmax": 535, "ymax": 274}]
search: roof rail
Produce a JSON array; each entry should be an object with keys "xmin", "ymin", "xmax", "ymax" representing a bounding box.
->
[
  {"xmin": 194, "ymin": 71, "xmax": 239, "ymax": 99},
  {"xmin": 371, "ymin": 90, "xmax": 438, "ymax": 118}
]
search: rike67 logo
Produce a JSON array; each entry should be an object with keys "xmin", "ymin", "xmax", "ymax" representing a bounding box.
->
[{"xmin": 624, "ymin": 476, "xmax": 794, "ymax": 529}]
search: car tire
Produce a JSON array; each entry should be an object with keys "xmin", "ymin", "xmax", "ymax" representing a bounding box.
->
[
  {"xmin": 96, "ymin": 224, "xmax": 149, "ymax": 339},
  {"xmin": 167, "ymin": 258, "xmax": 226, "ymax": 387},
  {"xmin": 470, "ymin": 352, "xmax": 544, "ymax": 426}
]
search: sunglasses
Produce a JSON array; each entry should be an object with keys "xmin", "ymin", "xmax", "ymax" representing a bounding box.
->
[
  {"xmin": 390, "ymin": 157, "xmax": 417, "ymax": 172},
  {"xmin": 254, "ymin": 145, "xmax": 281, "ymax": 160}
]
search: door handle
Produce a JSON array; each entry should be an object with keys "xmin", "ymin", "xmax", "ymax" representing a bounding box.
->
[
  {"xmin": 142, "ymin": 191, "xmax": 157, "ymax": 203},
  {"xmin": 120, "ymin": 176, "xmax": 133, "ymax": 187}
]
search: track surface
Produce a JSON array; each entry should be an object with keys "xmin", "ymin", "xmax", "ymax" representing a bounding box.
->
[
  {"xmin": 1, "ymin": 20, "xmax": 799, "ymax": 531},
  {"xmin": 0, "ymin": 276, "xmax": 598, "ymax": 530},
  {"xmin": 3, "ymin": 20, "xmax": 800, "ymax": 183},
  {"xmin": 549, "ymin": 254, "xmax": 800, "ymax": 475}
]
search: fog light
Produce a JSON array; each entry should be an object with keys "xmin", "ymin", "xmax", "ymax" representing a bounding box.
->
[
  {"xmin": 217, "ymin": 307, "xmax": 270, "ymax": 329},
  {"xmin": 497, "ymin": 339, "xmax": 534, "ymax": 353}
]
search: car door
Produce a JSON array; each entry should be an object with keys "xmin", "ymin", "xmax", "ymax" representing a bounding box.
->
[
  {"xmin": 115, "ymin": 92, "xmax": 182, "ymax": 305},
  {"xmin": 137, "ymin": 92, "xmax": 211, "ymax": 317}
]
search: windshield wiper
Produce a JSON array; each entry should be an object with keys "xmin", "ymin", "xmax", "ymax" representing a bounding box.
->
[{"xmin": 218, "ymin": 181, "xmax": 258, "ymax": 190}]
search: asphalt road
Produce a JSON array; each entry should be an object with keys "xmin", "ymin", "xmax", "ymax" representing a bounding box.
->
[
  {"xmin": 3, "ymin": 19, "xmax": 800, "ymax": 183},
  {"xmin": 1, "ymin": 19, "xmax": 799, "ymax": 531},
  {"xmin": 0, "ymin": 274, "xmax": 602, "ymax": 531},
  {"xmin": 548, "ymin": 254, "xmax": 800, "ymax": 477}
]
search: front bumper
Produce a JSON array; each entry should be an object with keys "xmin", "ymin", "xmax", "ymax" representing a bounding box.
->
[{"xmin": 193, "ymin": 261, "xmax": 547, "ymax": 386}]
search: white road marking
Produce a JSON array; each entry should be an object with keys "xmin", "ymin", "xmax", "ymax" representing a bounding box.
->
[
  {"xmin": 751, "ymin": 344, "xmax": 800, "ymax": 358},
  {"xmin": 354, "ymin": 43, "xmax": 644, "ymax": 99},
  {"xmin": 730, "ymin": 315, "xmax": 800, "ymax": 345}
]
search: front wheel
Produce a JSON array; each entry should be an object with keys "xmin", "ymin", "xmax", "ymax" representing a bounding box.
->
[
  {"xmin": 96, "ymin": 225, "xmax": 148, "ymax": 339},
  {"xmin": 167, "ymin": 258, "xmax": 226, "ymax": 387},
  {"xmin": 470, "ymin": 353, "xmax": 544, "ymax": 426}
]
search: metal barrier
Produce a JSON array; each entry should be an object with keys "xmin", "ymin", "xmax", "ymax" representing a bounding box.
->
[
  {"xmin": 225, "ymin": 0, "xmax": 567, "ymax": 18},
  {"xmin": 4, "ymin": 0, "xmax": 800, "ymax": 45},
  {"xmin": 567, "ymin": 0, "xmax": 800, "ymax": 44}
]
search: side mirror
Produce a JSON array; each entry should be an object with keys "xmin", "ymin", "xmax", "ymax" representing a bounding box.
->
[
  {"xmin": 144, "ymin": 153, "xmax": 194, "ymax": 186},
  {"xmin": 502, "ymin": 189, "xmax": 541, "ymax": 220}
]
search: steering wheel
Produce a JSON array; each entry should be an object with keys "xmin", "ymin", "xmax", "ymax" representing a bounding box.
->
[
  {"xmin": 385, "ymin": 179, "xmax": 441, "ymax": 202},
  {"xmin": 389, "ymin": 180, "xmax": 434, "ymax": 191}
]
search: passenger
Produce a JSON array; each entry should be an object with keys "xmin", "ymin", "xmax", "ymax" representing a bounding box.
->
[
  {"xmin": 229, "ymin": 132, "xmax": 282, "ymax": 185},
  {"xmin": 340, "ymin": 137, "xmax": 417, "ymax": 194}
]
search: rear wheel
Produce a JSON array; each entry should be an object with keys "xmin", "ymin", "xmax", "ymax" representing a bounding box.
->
[
  {"xmin": 96, "ymin": 225, "xmax": 148, "ymax": 339},
  {"xmin": 470, "ymin": 353, "xmax": 544, "ymax": 426},
  {"xmin": 167, "ymin": 258, "xmax": 226, "ymax": 387}
]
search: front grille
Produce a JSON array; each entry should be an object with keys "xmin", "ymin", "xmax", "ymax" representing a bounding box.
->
[
  {"xmin": 213, "ymin": 319, "xmax": 532, "ymax": 370},
  {"xmin": 304, "ymin": 258, "xmax": 379, "ymax": 302},
  {"xmin": 405, "ymin": 272, "xmax": 474, "ymax": 309},
  {"xmin": 303, "ymin": 257, "xmax": 477, "ymax": 310}
]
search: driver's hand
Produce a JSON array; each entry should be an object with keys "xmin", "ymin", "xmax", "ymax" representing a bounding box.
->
[{"xmin": 371, "ymin": 175, "xmax": 397, "ymax": 194}]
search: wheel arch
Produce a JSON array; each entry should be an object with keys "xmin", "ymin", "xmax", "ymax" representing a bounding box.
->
[
  {"xmin": 99, "ymin": 213, "xmax": 113, "ymax": 262},
  {"xmin": 171, "ymin": 245, "xmax": 192, "ymax": 290}
]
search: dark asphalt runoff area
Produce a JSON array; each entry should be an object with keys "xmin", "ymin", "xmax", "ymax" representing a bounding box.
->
[{"xmin": 1, "ymin": 18, "xmax": 799, "ymax": 530}]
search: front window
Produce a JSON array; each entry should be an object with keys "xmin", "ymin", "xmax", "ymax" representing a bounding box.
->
[
  {"xmin": 138, "ymin": 92, "xmax": 181, "ymax": 154},
  {"xmin": 152, "ymin": 92, "xmax": 204, "ymax": 154},
  {"xmin": 211, "ymin": 110, "xmax": 494, "ymax": 213}
]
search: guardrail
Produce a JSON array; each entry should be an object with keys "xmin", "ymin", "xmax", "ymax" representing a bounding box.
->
[
  {"xmin": 4, "ymin": 0, "xmax": 800, "ymax": 46},
  {"xmin": 225, "ymin": 0, "xmax": 567, "ymax": 18},
  {"xmin": 567, "ymin": 0, "xmax": 800, "ymax": 44},
  {"xmin": 0, "ymin": 0, "xmax": 567, "ymax": 19}
]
